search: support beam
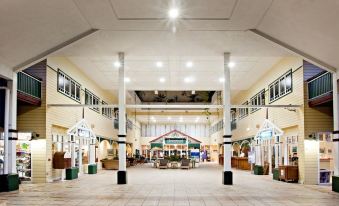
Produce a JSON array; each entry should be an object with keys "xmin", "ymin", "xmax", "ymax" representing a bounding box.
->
[
  {"xmin": 274, "ymin": 136, "xmax": 279, "ymax": 169},
  {"xmin": 3, "ymin": 88, "xmax": 10, "ymax": 174},
  {"xmin": 47, "ymin": 104, "xmax": 301, "ymax": 109},
  {"xmin": 222, "ymin": 52, "xmax": 232, "ymax": 185},
  {"xmin": 250, "ymin": 29, "xmax": 336, "ymax": 73},
  {"xmin": 13, "ymin": 29, "xmax": 98, "ymax": 72},
  {"xmin": 117, "ymin": 52, "xmax": 127, "ymax": 184},
  {"xmin": 8, "ymin": 73, "xmax": 17, "ymax": 174}
]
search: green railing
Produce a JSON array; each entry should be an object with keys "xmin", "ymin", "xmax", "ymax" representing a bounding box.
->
[
  {"xmin": 17, "ymin": 72, "xmax": 41, "ymax": 99},
  {"xmin": 308, "ymin": 72, "xmax": 332, "ymax": 100}
]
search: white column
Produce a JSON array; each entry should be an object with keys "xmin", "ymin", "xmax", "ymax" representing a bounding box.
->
[
  {"xmin": 274, "ymin": 136, "xmax": 279, "ymax": 169},
  {"xmin": 279, "ymin": 138, "xmax": 283, "ymax": 165},
  {"xmin": 255, "ymin": 139, "xmax": 261, "ymax": 166},
  {"xmin": 332, "ymin": 74, "xmax": 339, "ymax": 177},
  {"xmin": 78, "ymin": 138, "xmax": 83, "ymax": 174},
  {"xmin": 89, "ymin": 139, "xmax": 95, "ymax": 165},
  {"xmin": 3, "ymin": 88, "xmax": 10, "ymax": 174},
  {"xmin": 268, "ymin": 140, "xmax": 272, "ymax": 174},
  {"xmin": 284, "ymin": 137, "xmax": 289, "ymax": 165},
  {"xmin": 223, "ymin": 52, "xmax": 232, "ymax": 184},
  {"xmin": 70, "ymin": 136, "xmax": 75, "ymax": 168},
  {"xmin": 117, "ymin": 52, "xmax": 127, "ymax": 184},
  {"xmin": 8, "ymin": 73, "xmax": 17, "ymax": 174}
]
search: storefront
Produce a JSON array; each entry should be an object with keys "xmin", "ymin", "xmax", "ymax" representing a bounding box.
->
[{"xmin": 149, "ymin": 130, "xmax": 201, "ymax": 161}]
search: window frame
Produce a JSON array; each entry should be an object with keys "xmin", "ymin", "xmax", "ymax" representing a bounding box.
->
[
  {"xmin": 57, "ymin": 69, "xmax": 81, "ymax": 103},
  {"xmin": 102, "ymin": 100, "xmax": 112, "ymax": 119},
  {"xmin": 268, "ymin": 69, "xmax": 293, "ymax": 103},
  {"xmin": 250, "ymin": 89, "xmax": 266, "ymax": 113},
  {"xmin": 239, "ymin": 101, "xmax": 249, "ymax": 119},
  {"xmin": 85, "ymin": 89, "xmax": 100, "ymax": 113}
]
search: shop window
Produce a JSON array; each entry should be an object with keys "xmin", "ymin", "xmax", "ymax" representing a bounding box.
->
[
  {"xmin": 239, "ymin": 101, "xmax": 249, "ymax": 119},
  {"xmin": 85, "ymin": 89, "xmax": 100, "ymax": 113},
  {"xmin": 102, "ymin": 101, "xmax": 112, "ymax": 119},
  {"xmin": 268, "ymin": 70, "xmax": 293, "ymax": 103},
  {"xmin": 57, "ymin": 69, "xmax": 81, "ymax": 102},
  {"xmin": 250, "ymin": 89, "xmax": 265, "ymax": 113}
]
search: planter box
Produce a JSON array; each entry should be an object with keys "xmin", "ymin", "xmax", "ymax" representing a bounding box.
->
[
  {"xmin": 273, "ymin": 168, "xmax": 279, "ymax": 180},
  {"xmin": 254, "ymin": 165, "xmax": 263, "ymax": 175},
  {"xmin": 333, "ymin": 176, "xmax": 339, "ymax": 193},
  {"xmin": 88, "ymin": 164, "xmax": 97, "ymax": 174},
  {"xmin": 66, "ymin": 167, "xmax": 78, "ymax": 180},
  {"xmin": 0, "ymin": 173, "xmax": 19, "ymax": 192}
]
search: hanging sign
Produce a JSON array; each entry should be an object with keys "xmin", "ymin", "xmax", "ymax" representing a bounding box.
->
[
  {"xmin": 78, "ymin": 128, "xmax": 90, "ymax": 138},
  {"xmin": 259, "ymin": 130, "xmax": 272, "ymax": 140},
  {"xmin": 165, "ymin": 138, "xmax": 186, "ymax": 144}
]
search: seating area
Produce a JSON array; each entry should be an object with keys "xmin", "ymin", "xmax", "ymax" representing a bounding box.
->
[{"xmin": 153, "ymin": 158, "xmax": 196, "ymax": 169}]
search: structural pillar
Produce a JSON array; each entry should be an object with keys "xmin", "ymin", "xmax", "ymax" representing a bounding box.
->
[
  {"xmin": 332, "ymin": 73, "xmax": 339, "ymax": 192},
  {"xmin": 8, "ymin": 74, "xmax": 17, "ymax": 174},
  {"xmin": 89, "ymin": 139, "xmax": 96, "ymax": 165},
  {"xmin": 268, "ymin": 140, "xmax": 272, "ymax": 174},
  {"xmin": 117, "ymin": 52, "xmax": 127, "ymax": 184},
  {"xmin": 3, "ymin": 88, "xmax": 10, "ymax": 175},
  {"xmin": 274, "ymin": 136, "xmax": 279, "ymax": 168},
  {"xmin": 284, "ymin": 137, "xmax": 289, "ymax": 165},
  {"xmin": 222, "ymin": 52, "xmax": 232, "ymax": 185}
]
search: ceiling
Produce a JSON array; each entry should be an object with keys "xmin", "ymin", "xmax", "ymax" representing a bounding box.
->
[{"xmin": 0, "ymin": 0, "xmax": 338, "ymax": 96}]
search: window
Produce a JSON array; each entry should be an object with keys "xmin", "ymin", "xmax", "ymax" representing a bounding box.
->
[
  {"xmin": 85, "ymin": 89, "xmax": 100, "ymax": 112},
  {"xmin": 57, "ymin": 69, "xmax": 81, "ymax": 102},
  {"xmin": 269, "ymin": 70, "xmax": 292, "ymax": 103},
  {"xmin": 239, "ymin": 101, "xmax": 249, "ymax": 119},
  {"xmin": 102, "ymin": 101, "xmax": 112, "ymax": 119},
  {"xmin": 250, "ymin": 89, "xmax": 265, "ymax": 113}
]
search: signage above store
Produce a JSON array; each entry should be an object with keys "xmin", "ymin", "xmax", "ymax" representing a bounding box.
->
[
  {"xmin": 259, "ymin": 130, "xmax": 272, "ymax": 140},
  {"xmin": 165, "ymin": 138, "xmax": 186, "ymax": 144}
]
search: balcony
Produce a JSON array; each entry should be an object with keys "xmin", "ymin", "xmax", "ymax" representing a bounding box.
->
[
  {"xmin": 17, "ymin": 72, "xmax": 42, "ymax": 105},
  {"xmin": 308, "ymin": 72, "xmax": 333, "ymax": 106}
]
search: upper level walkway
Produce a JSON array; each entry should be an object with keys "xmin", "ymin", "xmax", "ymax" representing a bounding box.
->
[{"xmin": 0, "ymin": 163, "xmax": 338, "ymax": 206}]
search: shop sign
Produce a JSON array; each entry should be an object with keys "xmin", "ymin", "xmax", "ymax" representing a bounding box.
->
[
  {"xmin": 259, "ymin": 130, "xmax": 272, "ymax": 140},
  {"xmin": 78, "ymin": 128, "xmax": 90, "ymax": 138},
  {"xmin": 18, "ymin": 132, "xmax": 32, "ymax": 141},
  {"xmin": 64, "ymin": 151, "xmax": 71, "ymax": 159},
  {"xmin": 165, "ymin": 138, "xmax": 186, "ymax": 144}
]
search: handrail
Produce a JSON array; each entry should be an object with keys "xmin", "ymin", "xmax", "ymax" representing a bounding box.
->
[
  {"xmin": 308, "ymin": 72, "xmax": 332, "ymax": 100},
  {"xmin": 17, "ymin": 72, "xmax": 41, "ymax": 99}
]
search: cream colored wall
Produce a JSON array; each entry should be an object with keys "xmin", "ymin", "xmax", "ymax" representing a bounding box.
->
[
  {"xmin": 231, "ymin": 57, "xmax": 304, "ymax": 141},
  {"xmin": 17, "ymin": 61, "xmax": 47, "ymax": 183},
  {"xmin": 45, "ymin": 57, "xmax": 118, "ymax": 182}
]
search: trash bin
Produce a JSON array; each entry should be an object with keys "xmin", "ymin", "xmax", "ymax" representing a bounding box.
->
[{"xmin": 319, "ymin": 169, "xmax": 331, "ymax": 183}]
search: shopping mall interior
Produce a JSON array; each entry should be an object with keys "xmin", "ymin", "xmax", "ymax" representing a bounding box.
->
[{"xmin": 1, "ymin": 0, "xmax": 339, "ymax": 205}]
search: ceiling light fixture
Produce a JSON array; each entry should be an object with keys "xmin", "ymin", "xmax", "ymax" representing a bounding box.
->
[
  {"xmin": 228, "ymin": 62, "xmax": 235, "ymax": 68},
  {"xmin": 219, "ymin": 77, "xmax": 225, "ymax": 83},
  {"xmin": 167, "ymin": 116, "xmax": 171, "ymax": 120},
  {"xmin": 156, "ymin": 61, "xmax": 163, "ymax": 68},
  {"xmin": 184, "ymin": 77, "xmax": 194, "ymax": 83},
  {"xmin": 195, "ymin": 117, "xmax": 200, "ymax": 122},
  {"xmin": 114, "ymin": 61, "xmax": 121, "ymax": 68},
  {"xmin": 186, "ymin": 61, "xmax": 193, "ymax": 68},
  {"xmin": 124, "ymin": 77, "xmax": 130, "ymax": 83},
  {"xmin": 159, "ymin": 77, "xmax": 166, "ymax": 83},
  {"xmin": 155, "ymin": 90, "xmax": 158, "ymax": 95},
  {"xmin": 179, "ymin": 117, "xmax": 183, "ymax": 122},
  {"xmin": 168, "ymin": 8, "xmax": 179, "ymax": 19}
]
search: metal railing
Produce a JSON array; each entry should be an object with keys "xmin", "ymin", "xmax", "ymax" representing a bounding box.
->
[
  {"xmin": 308, "ymin": 72, "xmax": 332, "ymax": 100},
  {"xmin": 17, "ymin": 72, "xmax": 41, "ymax": 99}
]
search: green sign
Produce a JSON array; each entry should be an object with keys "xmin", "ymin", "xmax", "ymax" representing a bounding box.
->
[{"xmin": 165, "ymin": 138, "xmax": 186, "ymax": 144}]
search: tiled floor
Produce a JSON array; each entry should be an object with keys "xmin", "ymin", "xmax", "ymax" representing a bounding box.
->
[{"xmin": 1, "ymin": 163, "xmax": 339, "ymax": 206}]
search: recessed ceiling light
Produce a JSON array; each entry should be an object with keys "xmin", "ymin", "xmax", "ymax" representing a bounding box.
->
[
  {"xmin": 184, "ymin": 77, "xmax": 194, "ymax": 83},
  {"xmin": 114, "ymin": 61, "xmax": 121, "ymax": 68},
  {"xmin": 186, "ymin": 61, "xmax": 193, "ymax": 68},
  {"xmin": 156, "ymin": 61, "xmax": 163, "ymax": 68},
  {"xmin": 124, "ymin": 77, "xmax": 130, "ymax": 83},
  {"xmin": 228, "ymin": 62, "xmax": 235, "ymax": 68},
  {"xmin": 168, "ymin": 8, "xmax": 179, "ymax": 19},
  {"xmin": 219, "ymin": 77, "xmax": 225, "ymax": 83},
  {"xmin": 159, "ymin": 77, "xmax": 166, "ymax": 83}
]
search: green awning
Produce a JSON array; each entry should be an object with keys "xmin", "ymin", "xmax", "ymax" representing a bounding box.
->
[
  {"xmin": 151, "ymin": 143, "xmax": 163, "ymax": 149},
  {"xmin": 188, "ymin": 143, "xmax": 200, "ymax": 149}
]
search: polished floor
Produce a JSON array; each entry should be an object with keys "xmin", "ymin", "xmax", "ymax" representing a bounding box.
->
[{"xmin": 0, "ymin": 163, "xmax": 339, "ymax": 206}]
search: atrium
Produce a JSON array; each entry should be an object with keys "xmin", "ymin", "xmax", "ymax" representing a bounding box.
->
[{"xmin": 0, "ymin": 0, "xmax": 339, "ymax": 205}]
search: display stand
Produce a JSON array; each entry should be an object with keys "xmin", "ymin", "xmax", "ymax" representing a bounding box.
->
[
  {"xmin": 254, "ymin": 117, "xmax": 283, "ymax": 176},
  {"xmin": 66, "ymin": 119, "xmax": 97, "ymax": 178}
]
